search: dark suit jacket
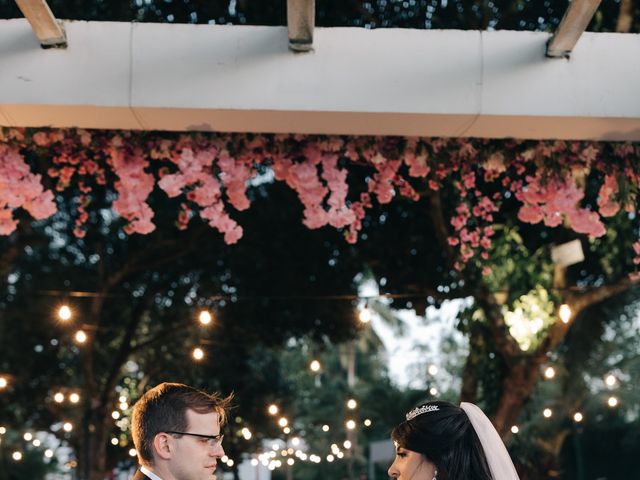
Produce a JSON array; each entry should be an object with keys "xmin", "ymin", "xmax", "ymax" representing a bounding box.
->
[{"xmin": 131, "ymin": 470, "xmax": 150, "ymax": 480}]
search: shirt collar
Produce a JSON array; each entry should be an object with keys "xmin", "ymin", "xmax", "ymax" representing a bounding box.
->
[{"xmin": 140, "ymin": 465, "xmax": 164, "ymax": 480}]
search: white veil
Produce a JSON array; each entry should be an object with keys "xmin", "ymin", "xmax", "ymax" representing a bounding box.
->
[{"xmin": 459, "ymin": 402, "xmax": 520, "ymax": 480}]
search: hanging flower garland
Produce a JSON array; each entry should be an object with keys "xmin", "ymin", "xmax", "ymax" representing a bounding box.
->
[{"xmin": 1, "ymin": 128, "xmax": 639, "ymax": 267}]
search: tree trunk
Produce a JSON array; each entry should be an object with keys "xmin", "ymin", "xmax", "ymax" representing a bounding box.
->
[
  {"xmin": 491, "ymin": 357, "xmax": 544, "ymax": 437},
  {"xmin": 79, "ymin": 402, "xmax": 112, "ymax": 480}
]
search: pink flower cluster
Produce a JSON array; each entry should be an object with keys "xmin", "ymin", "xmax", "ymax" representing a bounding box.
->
[
  {"xmin": 516, "ymin": 175, "xmax": 606, "ymax": 237},
  {"xmin": 158, "ymin": 146, "xmax": 243, "ymax": 244},
  {"xmin": 0, "ymin": 145, "xmax": 56, "ymax": 234},
  {"xmin": 1, "ymin": 129, "xmax": 640, "ymax": 269}
]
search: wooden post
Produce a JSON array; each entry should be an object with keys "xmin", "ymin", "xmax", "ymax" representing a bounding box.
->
[
  {"xmin": 15, "ymin": 0, "xmax": 66, "ymax": 48},
  {"xmin": 287, "ymin": 0, "xmax": 314, "ymax": 52},
  {"xmin": 546, "ymin": 0, "xmax": 601, "ymax": 58}
]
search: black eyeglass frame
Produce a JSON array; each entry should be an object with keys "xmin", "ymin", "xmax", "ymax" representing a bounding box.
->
[{"xmin": 164, "ymin": 431, "xmax": 224, "ymax": 445}]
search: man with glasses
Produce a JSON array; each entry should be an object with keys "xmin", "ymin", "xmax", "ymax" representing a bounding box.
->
[{"xmin": 130, "ymin": 382, "xmax": 232, "ymax": 480}]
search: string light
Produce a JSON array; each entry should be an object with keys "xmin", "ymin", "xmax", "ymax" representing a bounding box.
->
[
  {"xmin": 63, "ymin": 422, "xmax": 73, "ymax": 432},
  {"xmin": 559, "ymin": 304, "xmax": 572, "ymax": 324},
  {"xmin": 111, "ymin": 411, "xmax": 120, "ymax": 420},
  {"xmin": 291, "ymin": 437, "xmax": 300, "ymax": 446},
  {"xmin": 278, "ymin": 417, "xmax": 288, "ymax": 428},
  {"xmin": 129, "ymin": 448, "xmax": 137, "ymax": 457},
  {"xmin": 511, "ymin": 425, "xmax": 519, "ymax": 434},
  {"xmin": 69, "ymin": 393, "xmax": 80, "ymax": 404},
  {"xmin": 111, "ymin": 438, "xmax": 119, "ymax": 446},
  {"xmin": 12, "ymin": 451, "xmax": 22, "ymax": 461},
  {"xmin": 58, "ymin": 305, "xmax": 72, "ymax": 321},
  {"xmin": 33, "ymin": 439, "xmax": 41, "ymax": 447},
  {"xmin": 428, "ymin": 364, "xmax": 438, "ymax": 376},
  {"xmin": 286, "ymin": 458, "xmax": 294, "ymax": 466},
  {"xmin": 23, "ymin": 432, "xmax": 33, "ymax": 441},
  {"xmin": 309, "ymin": 360, "xmax": 321, "ymax": 372},
  {"xmin": 74, "ymin": 330, "xmax": 87, "ymax": 344},
  {"xmin": 607, "ymin": 396, "xmax": 619, "ymax": 407},
  {"xmin": 429, "ymin": 387, "xmax": 438, "ymax": 395},
  {"xmin": 0, "ymin": 426, "xmax": 6, "ymax": 434},
  {"xmin": 241, "ymin": 428, "xmax": 252, "ymax": 440},
  {"xmin": 268, "ymin": 404, "xmax": 279, "ymax": 415},
  {"xmin": 364, "ymin": 419, "xmax": 372, "ymax": 427},
  {"xmin": 347, "ymin": 399, "xmax": 357, "ymax": 409},
  {"xmin": 198, "ymin": 310, "xmax": 212, "ymax": 325},
  {"xmin": 359, "ymin": 307, "xmax": 372, "ymax": 323},
  {"xmin": 605, "ymin": 374, "xmax": 617, "ymax": 387},
  {"xmin": 345, "ymin": 419, "xmax": 356, "ymax": 430},
  {"xmin": 44, "ymin": 449, "xmax": 54, "ymax": 458},
  {"xmin": 573, "ymin": 412, "xmax": 584, "ymax": 422},
  {"xmin": 343, "ymin": 440, "xmax": 352, "ymax": 449},
  {"xmin": 327, "ymin": 454, "xmax": 335, "ymax": 462},
  {"xmin": 0, "ymin": 376, "xmax": 8, "ymax": 389},
  {"xmin": 228, "ymin": 459, "xmax": 236, "ymax": 467},
  {"xmin": 544, "ymin": 367, "xmax": 556, "ymax": 379},
  {"xmin": 251, "ymin": 459, "xmax": 259, "ymax": 466},
  {"xmin": 192, "ymin": 348, "xmax": 204, "ymax": 361},
  {"xmin": 543, "ymin": 408, "xmax": 552, "ymax": 418},
  {"xmin": 322, "ymin": 424, "xmax": 330, "ymax": 432},
  {"xmin": 54, "ymin": 392, "xmax": 65, "ymax": 403}
]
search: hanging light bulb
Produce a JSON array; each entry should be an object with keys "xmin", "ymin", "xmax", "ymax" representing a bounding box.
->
[
  {"xmin": 278, "ymin": 417, "xmax": 288, "ymax": 428},
  {"xmin": 573, "ymin": 412, "xmax": 584, "ymax": 422},
  {"xmin": 346, "ymin": 398, "xmax": 357, "ymax": 409},
  {"xmin": 607, "ymin": 396, "xmax": 619, "ymax": 407},
  {"xmin": 543, "ymin": 408, "xmax": 553, "ymax": 418},
  {"xmin": 345, "ymin": 419, "xmax": 356, "ymax": 430},
  {"xmin": 58, "ymin": 305, "xmax": 72, "ymax": 321},
  {"xmin": 605, "ymin": 374, "xmax": 617, "ymax": 387},
  {"xmin": 559, "ymin": 304, "xmax": 572, "ymax": 324},
  {"xmin": 544, "ymin": 366, "xmax": 556, "ymax": 379},
  {"xmin": 74, "ymin": 330, "xmax": 87, "ymax": 344},
  {"xmin": 510, "ymin": 425, "xmax": 519, "ymax": 434},
  {"xmin": 309, "ymin": 360, "xmax": 321, "ymax": 372},
  {"xmin": 359, "ymin": 306, "xmax": 372, "ymax": 323},
  {"xmin": 198, "ymin": 310, "xmax": 212, "ymax": 325},
  {"xmin": 192, "ymin": 348, "xmax": 204, "ymax": 361},
  {"xmin": 0, "ymin": 376, "xmax": 7, "ymax": 389},
  {"xmin": 268, "ymin": 404, "xmax": 279, "ymax": 415}
]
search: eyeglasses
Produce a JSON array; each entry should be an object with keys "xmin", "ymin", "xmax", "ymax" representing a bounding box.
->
[{"xmin": 165, "ymin": 431, "xmax": 224, "ymax": 447}]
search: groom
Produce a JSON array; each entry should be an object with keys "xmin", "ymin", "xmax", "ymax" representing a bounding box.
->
[{"xmin": 130, "ymin": 382, "xmax": 231, "ymax": 480}]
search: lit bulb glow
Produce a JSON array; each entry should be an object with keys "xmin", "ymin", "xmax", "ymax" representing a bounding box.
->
[
  {"xmin": 63, "ymin": 422, "xmax": 73, "ymax": 432},
  {"xmin": 309, "ymin": 360, "xmax": 321, "ymax": 372},
  {"xmin": 278, "ymin": 417, "xmax": 288, "ymax": 427},
  {"xmin": 573, "ymin": 412, "xmax": 583, "ymax": 422},
  {"xmin": 347, "ymin": 399, "xmax": 357, "ymax": 409},
  {"xmin": 69, "ymin": 393, "xmax": 80, "ymax": 404},
  {"xmin": 0, "ymin": 376, "xmax": 7, "ymax": 389},
  {"xmin": 359, "ymin": 307, "xmax": 372, "ymax": 323},
  {"xmin": 54, "ymin": 392, "xmax": 64, "ymax": 403},
  {"xmin": 608, "ymin": 396, "xmax": 619, "ymax": 407},
  {"xmin": 198, "ymin": 310, "xmax": 212, "ymax": 325},
  {"xmin": 192, "ymin": 348, "xmax": 204, "ymax": 361},
  {"xmin": 75, "ymin": 330, "xmax": 87, "ymax": 344},
  {"xmin": 559, "ymin": 304, "xmax": 572, "ymax": 324},
  {"xmin": 58, "ymin": 305, "xmax": 72, "ymax": 321},
  {"xmin": 543, "ymin": 408, "xmax": 552, "ymax": 418},
  {"xmin": 345, "ymin": 419, "xmax": 356, "ymax": 430},
  {"xmin": 605, "ymin": 374, "xmax": 617, "ymax": 387},
  {"xmin": 268, "ymin": 404, "xmax": 279, "ymax": 415},
  {"xmin": 511, "ymin": 425, "xmax": 519, "ymax": 434},
  {"xmin": 544, "ymin": 367, "xmax": 556, "ymax": 379}
]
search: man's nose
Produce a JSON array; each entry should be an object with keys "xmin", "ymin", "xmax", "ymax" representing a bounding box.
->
[{"xmin": 211, "ymin": 444, "xmax": 225, "ymax": 457}]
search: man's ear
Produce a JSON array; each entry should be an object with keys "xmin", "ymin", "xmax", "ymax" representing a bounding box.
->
[{"xmin": 153, "ymin": 433, "xmax": 173, "ymax": 460}]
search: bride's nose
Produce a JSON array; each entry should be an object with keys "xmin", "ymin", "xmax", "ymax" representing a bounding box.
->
[{"xmin": 388, "ymin": 460, "xmax": 399, "ymax": 479}]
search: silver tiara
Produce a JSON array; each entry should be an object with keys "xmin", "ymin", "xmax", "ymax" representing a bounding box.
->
[{"xmin": 406, "ymin": 404, "xmax": 439, "ymax": 421}]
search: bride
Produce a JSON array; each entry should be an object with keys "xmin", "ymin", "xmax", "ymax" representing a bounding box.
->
[{"xmin": 388, "ymin": 401, "xmax": 520, "ymax": 480}]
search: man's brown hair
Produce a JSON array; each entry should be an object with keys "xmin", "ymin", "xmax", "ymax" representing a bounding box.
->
[{"xmin": 131, "ymin": 382, "xmax": 232, "ymax": 465}]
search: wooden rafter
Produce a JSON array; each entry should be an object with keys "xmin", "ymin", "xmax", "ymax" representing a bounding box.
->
[
  {"xmin": 287, "ymin": 0, "xmax": 315, "ymax": 52},
  {"xmin": 15, "ymin": 0, "xmax": 66, "ymax": 48},
  {"xmin": 547, "ymin": 0, "xmax": 602, "ymax": 58}
]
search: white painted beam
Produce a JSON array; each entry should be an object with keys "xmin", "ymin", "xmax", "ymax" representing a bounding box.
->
[
  {"xmin": 14, "ymin": 0, "xmax": 66, "ymax": 48},
  {"xmin": 547, "ymin": 0, "xmax": 601, "ymax": 58},
  {"xmin": 287, "ymin": 0, "xmax": 314, "ymax": 52},
  {"xmin": 1, "ymin": 20, "xmax": 639, "ymax": 141}
]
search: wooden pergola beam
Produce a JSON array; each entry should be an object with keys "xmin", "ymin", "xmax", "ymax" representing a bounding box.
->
[
  {"xmin": 287, "ymin": 0, "xmax": 314, "ymax": 52},
  {"xmin": 14, "ymin": 0, "xmax": 66, "ymax": 48},
  {"xmin": 546, "ymin": 0, "xmax": 601, "ymax": 58}
]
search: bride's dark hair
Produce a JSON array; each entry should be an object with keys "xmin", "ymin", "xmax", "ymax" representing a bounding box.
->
[{"xmin": 391, "ymin": 401, "xmax": 493, "ymax": 480}]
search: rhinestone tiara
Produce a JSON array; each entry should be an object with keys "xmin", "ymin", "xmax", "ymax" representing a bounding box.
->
[{"xmin": 406, "ymin": 404, "xmax": 439, "ymax": 421}]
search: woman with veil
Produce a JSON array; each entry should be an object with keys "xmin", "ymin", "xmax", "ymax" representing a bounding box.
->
[{"xmin": 387, "ymin": 401, "xmax": 520, "ymax": 480}]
